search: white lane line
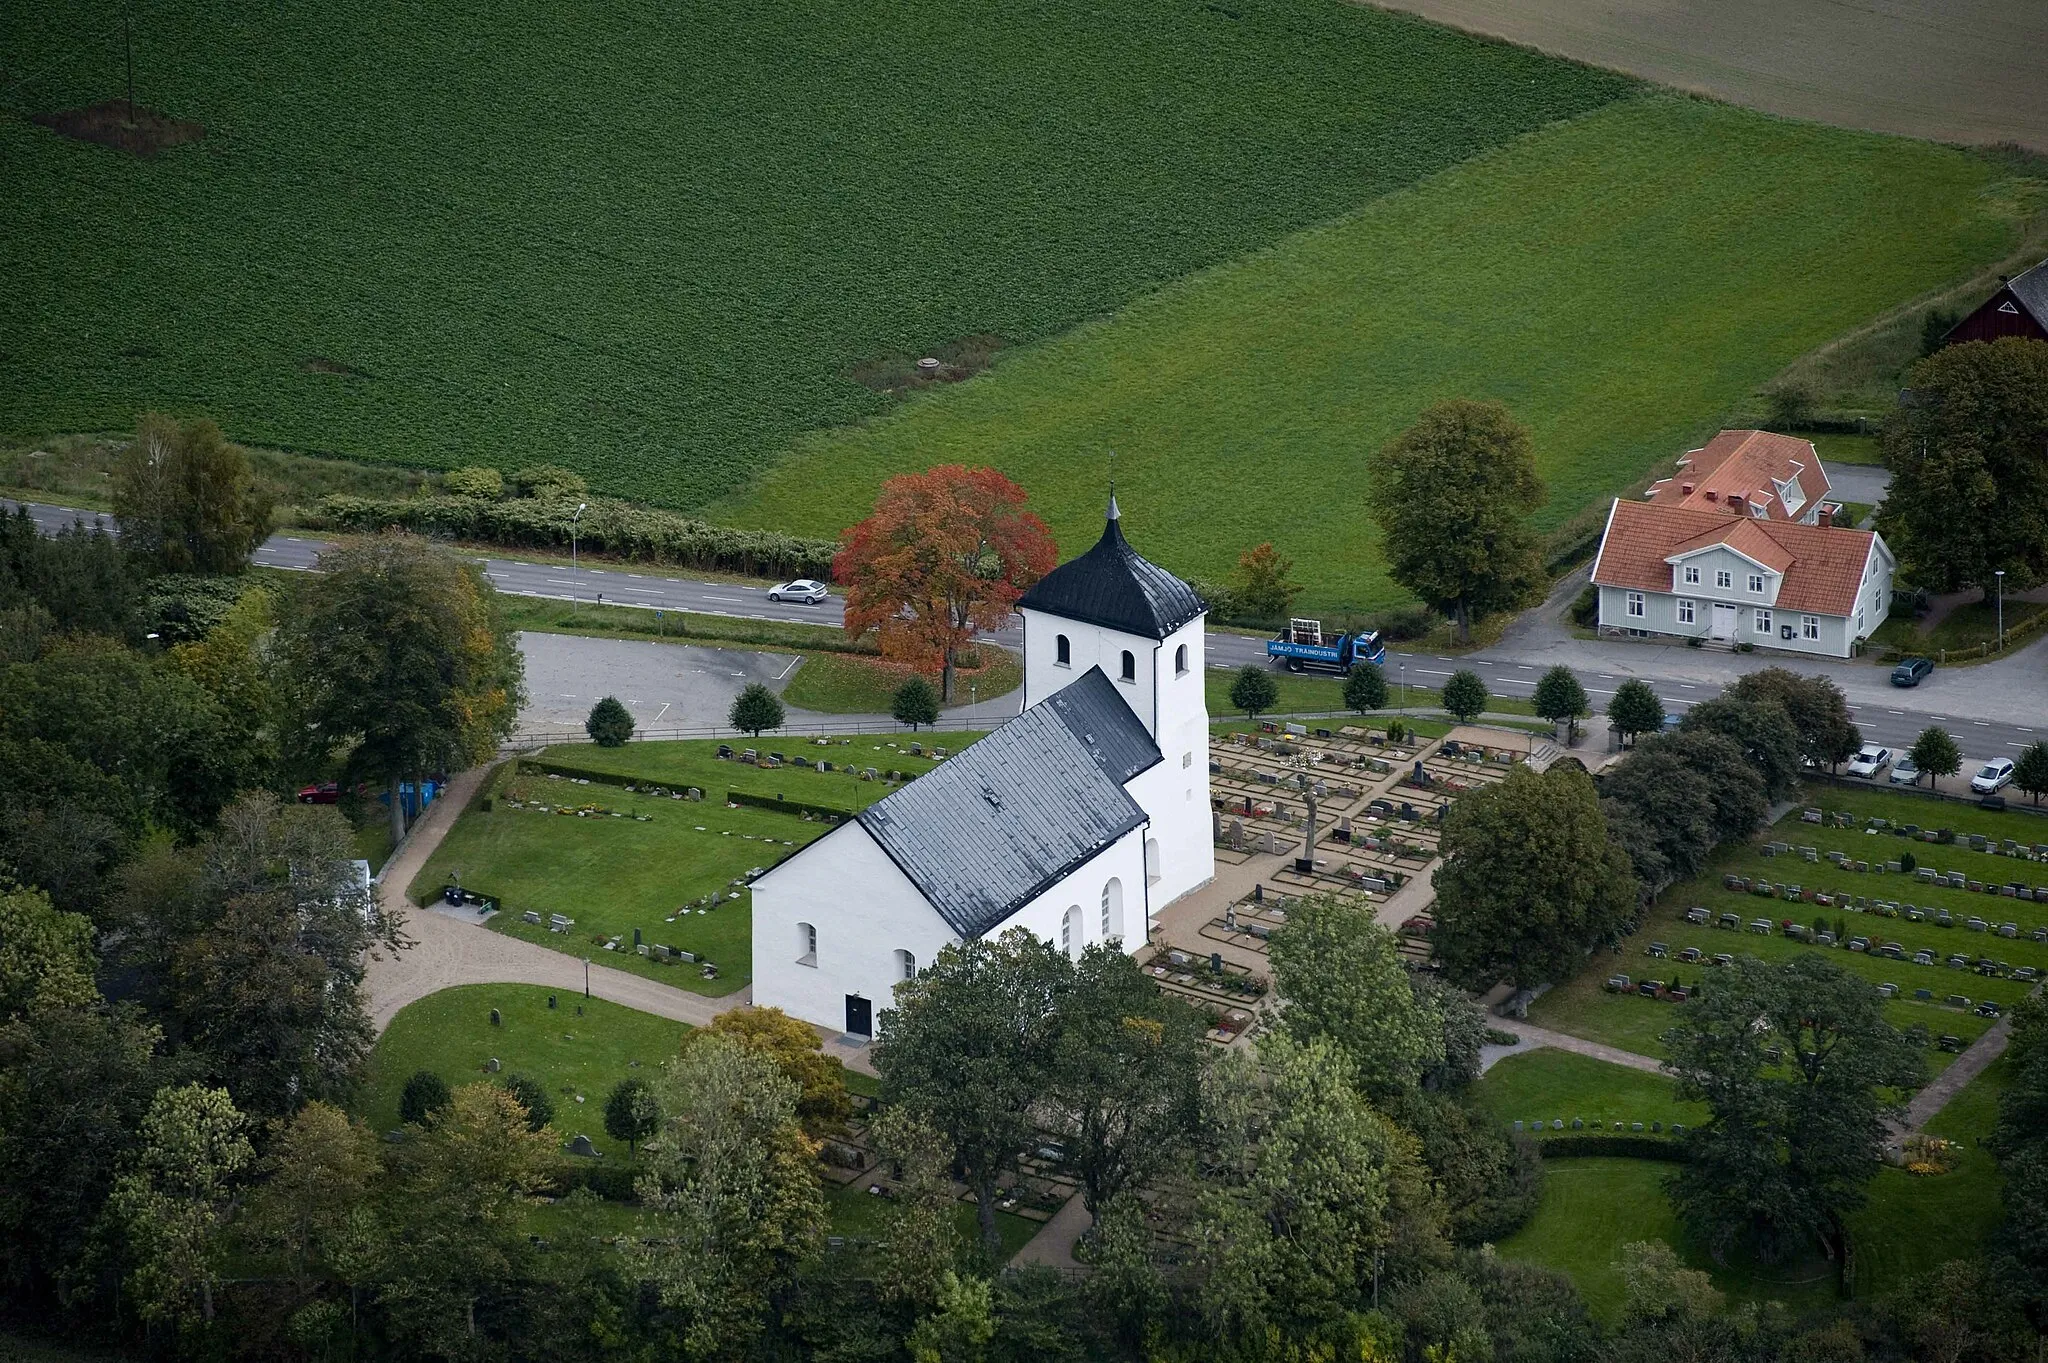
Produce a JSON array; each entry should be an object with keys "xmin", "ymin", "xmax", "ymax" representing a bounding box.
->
[
  {"xmin": 2011, "ymin": 743, "xmax": 2031, "ymax": 750},
  {"xmin": 653, "ymin": 703, "xmax": 670, "ymax": 725},
  {"xmin": 1972, "ymin": 720, "xmax": 1991, "ymax": 726},
  {"xmin": 1416, "ymin": 669, "xmax": 1454, "ymax": 677},
  {"xmin": 1585, "ymin": 687, "xmax": 1614, "ymax": 696},
  {"xmin": 1888, "ymin": 709, "xmax": 1905, "ymax": 715},
  {"xmin": 1932, "ymin": 715, "xmax": 1951, "ymax": 721},
  {"xmin": 545, "ymin": 578, "xmax": 580, "ymax": 585},
  {"xmin": 774, "ymin": 655, "xmax": 802, "ymax": 680},
  {"xmin": 1515, "ymin": 664, "xmax": 1534, "ymax": 670},
  {"xmin": 1678, "ymin": 683, "xmax": 1697, "ymax": 689},
  {"xmin": 2022, "ymin": 728, "xmax": 2037, "ymax": 734},
  {"xmin": 617, "ymin": 587, "xmax": 664, "ymax": 596},
  {"xmin": 702, "ymin": 595, "xmax": 745, "ymax": 604},
  {"xmin": 1598, "ymin": 674, "xmax": 1616, "ymax": 680}
]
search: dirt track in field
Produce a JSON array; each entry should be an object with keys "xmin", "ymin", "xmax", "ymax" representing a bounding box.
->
[{"xmin": 1363, "ymin": 0, "xmax": 2048, "ymax": 151}]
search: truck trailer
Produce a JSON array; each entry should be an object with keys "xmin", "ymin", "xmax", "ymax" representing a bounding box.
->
[{"xmin": 1265, "ymin": 619, "xmax": 1386, "ymax": 673}]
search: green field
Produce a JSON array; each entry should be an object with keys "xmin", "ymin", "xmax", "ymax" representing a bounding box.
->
[
  {"xmin": 361, "ymin": 984, "xmax": 691, "ymax": 1157},
  {"xmin": 725, "ymin": 94, "xmax": 2023, "ymax": 612},
  {"xmin": 1471, "ymin": 1049, "xmax": 1705, "ymax": 1133},
  {"xmin": 1, "ymin": 0, "xmax": 1633, "ymax": 507}
]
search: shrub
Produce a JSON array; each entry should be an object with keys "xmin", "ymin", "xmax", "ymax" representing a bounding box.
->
[
  {"xmin": 501, "ymin": 1073, "xmax": 556, "ymax": 1131},
  {"xmin": 1901, "ymin": 849, "xmax": 1917, "ymax": 873},
  {"xmin": 603, "ymin": 1077, "xmax": 659, "ymax": 1156},
  {"xmin": 1370, "ymin": 603, "xmax": 1440, "ymax": 642},
  {"xmin": 1568, "ymin": 583, "xmax": 1599, "ymax": 628},
  {"xmin": 511, "ymin": 464, "xmax": 588, "ymax": 499},
  {"xmin": 891, "ymin": 675, "xmax": 940, "ymax": 730},
  {"xmin": 398, "ymin": 1069, "xmax": 451, "ymax": 1126},
  {"xmin": 443, "ymin": 466, "xmax": 505, "ymax": 498},
  {"xmin": 730, "ymin": 682, "xmax": 786, "ymax": 737},
  {"xmin": 585, "ymin": 695, "xmax": 634, "ymax": 747},
  {"xmin": 1764, "ymin": 377, "xmax": 1819, "ymax": 429}
]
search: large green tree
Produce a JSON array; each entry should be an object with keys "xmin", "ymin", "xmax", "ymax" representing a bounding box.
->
[
  {"xmin": 1343, "ymin": 662, "xmax": 1388, "ymax": 715},
  {"xmin": 1531, "ymin": 665, "xmax": 1588, "ymax": 741},
  {"xmin": 1229, "ymin": 665, "xmax": 1278, "ymax": 722},
  {"xmin": 240, "ymin": 1100, "xmax": 381, "ymax": 1297},
  {"xmin": 1663, "ymin": 954, "xmax": 1921, "ymax": 1263},
  {"xmin": 1600, "ymin": 730, "xmax": 1767, "ymax": 892},
  {"xmin": 729, "ymin": 682, "xmax": 785, "ymax": 738},
  {"xmin": 2016, "ymin": 741, "xmax": 2048, "ymax": 805},
  {"xmin": 1440, "ymin": 669, "xmax": 1489, "ymax": 723},
  {"xmin": 113, "ymin": 414, "xmax": 272, "ymax": 575},
  {"xmin": 1909, "ymin": 725, "xmax": 1963, "ymax": 791},
  {"xmin": 875, "ymin": 928, "xmax": 1066, "ymax": 1257},
  {"xmin": 1677, "ymin": 694, "xmax": 1803, "ymax": 800},
  {"xmin": 106, "ymin": 1083, "xmax": 254, "ymax": 1327},
  {"xmin": 1881, "ymin": 337, "xmax": 2048, "ymax": 591},
  {"xmin": 1726, "ymin": 667, "xmax": 1860, "ymax": 772},
  {"xmin": 1606, "ymin": 678, "xmax": 1665, "ymax": 747},
  {"xmin": 1433, "ymin": 764, "xmax": 1636, "ymax": 990},
  {"xmin": 277, "ymin": 534, "xmax": 524, "ymax": 844},
  {"xmin": 0, "ymin": 507, "xmax": 142, "ymax": 641},
  {"xmin": 1268, "ymin": 893, "xmax": 1444, "ymax": 1100},
  {"xmin": 1366, "ymin": 399, "xmax": 1546, "ymax": 641}
]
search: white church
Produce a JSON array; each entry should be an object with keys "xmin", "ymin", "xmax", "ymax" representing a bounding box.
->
[{"xmin": 750, "ymin": 498, "xmax": 1214, "ymax": 1038}]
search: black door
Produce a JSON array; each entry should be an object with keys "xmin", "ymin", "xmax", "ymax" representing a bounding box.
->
[{"xmin": 845, "ymin": 994, "xmax": 873, "ymax": 1038}]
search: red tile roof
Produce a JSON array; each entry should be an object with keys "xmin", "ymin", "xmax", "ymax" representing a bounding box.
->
[
  {"xmin": 1644, "ymin": 430, "xmax": 1829, "ymax": 519},
  {"xmin": 1591, "ymin": 499, "xmax": 1881, "ymax": 616}
]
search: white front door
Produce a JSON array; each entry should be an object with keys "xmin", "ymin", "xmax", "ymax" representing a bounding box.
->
[{"xmin": 1711, "ymin": 603, "xmax": 1738, "ymax": 640}]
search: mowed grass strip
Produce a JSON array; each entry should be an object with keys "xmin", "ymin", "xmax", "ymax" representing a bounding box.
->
[
  {"xmin": 781, "ymin": 649, "xmax": 1021, "ymax": 714},
  {"xmin": 725, "ymin": 94, "xmax": 2023, "ymax": 613},
  {"xmin": 1470, "ymin": 1048, "xmax": 1705, "ymax": 1133},
  {"xmin": 0, "ymin": 0, "xmax": 1632, "ymax": 506},
  {"xmin": 529, "ymin": 735, "xmax": 978, "ymax": 805}
]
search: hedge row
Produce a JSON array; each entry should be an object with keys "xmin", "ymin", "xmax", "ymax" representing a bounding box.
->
[
  {"xmin": 726, "ymin": 788, "xmax": 858, "ymax": 821},
  {"xmin": 1535, "ymin": 1134, "xmax": 1687, "ymax": 1162},
  {"xmin": 307, "ymin": 493, "xmax": 838, "ymax": 579}
]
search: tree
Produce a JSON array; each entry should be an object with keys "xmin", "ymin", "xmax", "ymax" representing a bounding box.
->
[
  {"xmin": 501, "ymin": 1073, "xmax": 555, "ymax": 1131},
  {"xmin": 400, "ymin": 1070, "xmax": 452, "ymax": 1127},
  {"xmin": 1228, "ymin": 665, "xmax": 1278, "ymax": 722},
  {"xmin": 865, "ymin": 1105, "xmax": 962, "ymax": 1310},
  {"xmin": 1910, "ymin": 726, "xmax": 1963, "ymax": 791},
  {"xmin": 1433, "ymin": 764, "xmax": 1637, "ymax": 990},
  {"xmin": 1663, "ymin": 954, "xmax": 1921, "ymax": 1262},
  {"xmin": 1440, "ymin": 669, "xmax": 1488, "ymax": 723},
  {"xmin": 1616, "ymin": 1240, "xmax": 1723, "ymax": 1330},
  {"xmin": 1880, "ymin": 337, "xmax": 2048, "ymax": 592},
  {"xmin": 0, "ymin": 884, "xmax": 96, "ymax": 1022},
  {"xmin": 1607, "ymin": 678, "xmax": 1665, "ymax": 747},
  {"xmin": 1366, "ymin": 400, "xmax": 1547, "ymax": 641},
  {"xmin": 729, "ymin": 682, "xmax": 785, "ymax": 737},
  {"xmin": 1601, "ymin": 729, "xmax": 1768, "ymax": 893},
  {"xmin": 1268, "ymin": 894, "xmax": 1444, "ymax": 1099},
  {"xmin": 1679, "ymin": 694, "xmax": 1803, "ymax": 800},
  {"xmin": 1413, "ymin": 973, "xmax": 1487, "ymax": 1092},
  {"xmin": 604, "ymin": 1077, "xmax": 659, "ymax": 1156},
  {"xmin": 1727, "ymin": 668, "xmax": 1860, "ymax": 771},
  {"xmin": 906, "ymin": 1272, "xmax": 997, "ymax": 1363},
  {"xmin": 1344, "ymin": 662, "xmax": 1388, "ymax": 715},
  {"xmin": 0, "ymin": 505, "xmax": 143, "ymax": 641},
  {"xmin": 1045, "ymin": 945, "xmax": 1205, "ymax": 1217},
  {"xmin": 2014, "ymin": 741, "xmax": 2048, "ymax": 805},
  {"xmin": 510, "ymin": 464, "xmax": 587, "ymax": 500},
  {"xmin": 875, "ymin": 928, "xmax": 1067, "ymax": 1257},
  {"xmin": 107, "ymin": 1083, "xmax": 254, "ymax": 1326},
  {"xmin": 1231, "ymin": 543, "xmax": 1300, "ymax": 622},
  {"xmin": 892, "ymin": 674, "xmax": 941, "ymax": 730},
  {"xmin": 636, "ymin": 1033, "xmax": 826, "ymax": 1360},
  {"xmin": 1531, "ymin": 665, "xmax": 1588, "ymax": 740},
  {"xmin": 833, "ymin": 465, "xmax": 1056, "ymax": 700},
  {"xmin": 584, "ymin": 695, "xmax": 634, "ymax": 746},
  {"xmin": 277, "ymin": 534, "xmax": 524, "ymax": 844},
  {"xmin": 684, "ymin": 1005, "xmax": 851, "ymax": 1132},
  {"xmin": 112, "ymin": 413, "xmax": 271, "ymax": 575},
  {"xmin": 241, "ymin": 1100, "xmax": 380, "ymax": 1291},
  {"xmin": 443, "ymin": 466, "xmax": 505, "ymax": 499}
]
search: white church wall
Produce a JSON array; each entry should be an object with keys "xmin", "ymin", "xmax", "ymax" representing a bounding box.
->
[
  {"xmin": 1020, "ymin": 608, "xmax": 1160, "ymax": 734},
  {"xmin": 986, "ymin": 827, "xmax": 1149, "ymax": 963},
  {"xmin": 749, "ymin": 822, "xmax": 959, "ymax": 1036}
]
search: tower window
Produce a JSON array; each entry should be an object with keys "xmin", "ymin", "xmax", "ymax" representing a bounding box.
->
[
  {"xmin": 1055, "ymin": 634, "xmax": 1071, "ymax": 667},
  {"xmin": 1120, "ymin": 650, "xmax": 1135, "ymax": 682},
  {"xmin": 1175, "ymin": 643, "xmax": 1188, "ymax": 676}
]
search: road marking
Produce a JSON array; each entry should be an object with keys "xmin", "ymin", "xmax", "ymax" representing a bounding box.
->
[
  {"xmin": 545, "ymin": 579, "xmax": 580, "ymax": 585},
  {"xmin": 1678, "ymin": 683, "xmax": 1697, "ymax": 689},
  {"xmin": 1888, "ymin": 709, "xmax": 1905, "ymax": 715},
  {"xmin": 1972, "ymin": 720, "xmax": 1991, "ymax": 726},
  {"xmin": 2011, "ymin": 743, "xmax": 2031, "ymax": 750},
  {"xmin": 2023, "ymin": 728, "xmax": 2037, "ymax": 734},
  {"xmin": 1585, "ymin": 687, "xmax": 1614, "ymax": 696},
  {"xmin": 703, "ymin": 595, "xmax": 745, "ymax": 604},
  {"xmin": 1598, "ymin": 674, "xmax": 1616, "ymax": 680},
  {"xmin": 774, "ymin": 655, "xmax": 802, "ymax": 680},
  {"xmin": 1417, "ymin": 669, "xmax": 1454, "ymax": 677},
  {"xmin": 1515, "ymin": 664, "xmax": 1534, "ymax": 670},
  {"xmin": 617, "ymin": 587, "xmax": 664, "ymax": 596},
  {"xmin": 1932, "ymin": 715, "xmax": 1950, "ymax": 721},
  {"xmin": 653, "ymin": 702, "xmax": 670, "ymax": 725}
]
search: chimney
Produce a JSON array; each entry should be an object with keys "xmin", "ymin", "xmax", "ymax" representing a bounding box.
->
[
  {"xmin": 1680, "ymin": 482, "xmax": 1695, "ymax": 495},
  {"xmin": 1703, "ymin": 490, "xmax": 1718, "ymax": 502}
]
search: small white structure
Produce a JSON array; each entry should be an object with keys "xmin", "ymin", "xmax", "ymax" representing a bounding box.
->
[{"xmin": 750, "ymin": 498, "xmax": 1213, "ymax": 1038}]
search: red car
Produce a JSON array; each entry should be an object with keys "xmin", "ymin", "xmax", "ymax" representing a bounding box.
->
[{"xmin": 296, "ymin": 782, "xmax": 340, "ymax": 805}]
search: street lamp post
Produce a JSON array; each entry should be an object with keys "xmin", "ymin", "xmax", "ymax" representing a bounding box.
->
[
  {"xmin": 583, "ymin": 956, "xmax": 591, "ymax": 999},
  {"xmin": 1996, "ymin": 570, "xmax": 2006, "ymax": 651},
  {"xmin": 571, "ymin": 502, "xmax": 588, "ymax": 568}
]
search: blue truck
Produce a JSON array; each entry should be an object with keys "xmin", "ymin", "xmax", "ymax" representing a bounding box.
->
[{"xmin": 1265, "ymin": 620, "xmax": 1386, "ymax": 673}]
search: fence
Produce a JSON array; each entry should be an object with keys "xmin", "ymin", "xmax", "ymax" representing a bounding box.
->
[{"xmin": 1801, "ymin": 769, "xmax": 2048, "ymax": 820}]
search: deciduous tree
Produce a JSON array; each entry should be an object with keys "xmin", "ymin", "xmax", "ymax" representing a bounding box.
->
[
  {"xmin": 1229, "ymin": 665, "xmax": 1278, "ymax": 722},
  {"xmin": 113, "ymin": 414, "xmax": 272, "ymax": 575},
  {"xmin": 500, "ymin": 1073, "xmax": 555, "ymax": 1131},
  {"xmin": 1366, "ymin": 400, "xmax": 1547, "ymax": 641},
  {"xmin": 1600, "ymin": 731, "xmax": 1766, "ymax": 891},
  {"xmin": 1231, "ymin": 543, "xmax": 1301, "ymax": 622},
  {"xmin": 585, "ymin": 695, "xmax": 634, "ymax": 746},
  {"xmin": 729, "ymin": 681, "xmax": 785, "ymax": 737},
  {"xmin": 833, "ymin": 466, "xmax": 1055, "ymax": 699},
  {"xmin": 0, "ymin": 884, "xmax": 96, "ymax": 1022},
  {"xmin": 604, "ymin": 1077, "xmax": 659, "ymax": 1157},
  {"xmin": 1607, "ymin": 678, "xmax": 1665, "ymax": 746},
  {"xmin": 1910, "ymin": 726, "xmax": 1963, "ymax": 791},
  {"xmin": 1268, "ymin": 894, "xmax": 1444, "ymax": 1099},
  {"xmin": 399, "ymin": 1070, "xmax": 452, "ymax": 1127},
  {"xmin": 107, "ymin": 1083, "xmax": 253, "ymax": 1326},
  {"xmin": 2014, "ymin": 741, "xmax": 2048, "ymax": 805},
  {"xmin": 1727, "ymin": 668, "xmax": 1860, "ymax": 771},
  {"xmin": 277, "ymin": 534, "xmax": 524, "ymax": 844},
  {"xmin": 1433, "ymin": 764, "xmax": 1636, "ymax": 990},
  {"xmin": 1440, "ymin": 669, "xmax": 1488, "ymax": 723},
  {"xmin": 1344, "ymin": 662, "xmax": 1388, "ymax": 715},
  {"xmin": 1532, "ymin": 666, "xmax": 1588, "ymax": 740},
  {"xmin": 685, "ymin": 1005, "xmax": 851, "ymax": 1132},
  {"xmin": 1679, "ymin": 694, "xmax": 1803, "ymax": 800},
  {"xmin": 241, "ymin": 1100, "xmax": 380, "ymax": 1291},
  {"xmin": 865, "ymin": 1105, "xmax": 961, "ymax": 1310},
  {"xmin": 892, "ymin": 675, "xmax": 941, "ymax": 730}
]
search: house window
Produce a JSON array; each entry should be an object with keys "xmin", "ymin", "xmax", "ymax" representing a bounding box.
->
[
  {"xmin": 797, "ymin": 922, "xmax": 817, "ymax": 967},
  {"xmin": 1626, "ymin": 592, "xmax": 1645, "ymax": 618},
  {"xmin": 1748, "ymin": 574, "xmax": 1765, "ymax": 594},
  {"xmin": 1120, "ymin": 650, "xmax": 1136, "ymax": 682},
  {"xmin": 1055, "ymin": 634, "xmax": 1071, "ymax": 667},
  {"xmin": 1802, "ymin": 616, "xmax": 1819, "ymax": 640},
  {"xmin": 1101, "ymin": 878, "xmax": 1123, "ymax": 941},
  {"xmin": 895, "ymin": 949, "xmax": 916, "ymax": 981},
  {"xmin": 1715, "ymin": 569, "xmax": 1733, "ymax": 589},
  {"xmin": 1682, "ymin": 565, "xmax": 1700, "ymax": 585},
  {"xmin": 1754, "ymin": 610, "xmax": 1772, "ymax": 635},
  {"xmin": 1175, "ymin": 644, "xmax": 1188, "ymax": 676},
  {"xmin": 1062, "ymin": 905, "xmax": 1082, "ymax": 959},
  {"xmin": 1677, "ymin": 598, "xmax": 1695, "ymax": 625}
]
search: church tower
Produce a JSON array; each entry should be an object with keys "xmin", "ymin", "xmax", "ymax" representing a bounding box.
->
[{"xmin": 1016, "ymin": 496, "xmax": 1213, "ymax": 909}]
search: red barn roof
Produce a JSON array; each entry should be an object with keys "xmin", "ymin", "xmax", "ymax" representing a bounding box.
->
[{"xmin": 1945, "ymin": 258, "xmax": 2048, "ymax": 346}]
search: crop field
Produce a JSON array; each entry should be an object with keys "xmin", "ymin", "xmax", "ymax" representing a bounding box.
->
[
  {"xmin": 0, "ymin": 0, "xmax": 1633, "ymax": 508},
  {"xmin": 725, "ymin": 94, "xmax": 2025, "ymax": 613}
]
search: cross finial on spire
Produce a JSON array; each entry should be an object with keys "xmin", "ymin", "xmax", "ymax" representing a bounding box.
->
[{"xmin": 1107, "ymin": 449, "xmax": 1119, "ymax": 521}]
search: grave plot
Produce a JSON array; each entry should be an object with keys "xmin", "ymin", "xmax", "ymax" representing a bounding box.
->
[
  {"xmin": 816, "ymin": 1098, "xmax": 1078, "ymax": 1240},
  {"xmin": 1143, "ymin": 942, "xmax": 1270, "ymax": 1046}
]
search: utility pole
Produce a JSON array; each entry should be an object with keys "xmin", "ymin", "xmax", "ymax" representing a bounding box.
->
[{"xmin": 1996, "ymin": 570, "xmax": 2006, "ymax": 651}]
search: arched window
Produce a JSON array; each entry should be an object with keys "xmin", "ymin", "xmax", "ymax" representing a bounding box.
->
[
  {"xmin": 1120, "ymin": 650, "xmax": 1135, "ymax": 682},
  {"xmin": 1175, "ymin": 643, "xmax": 1188, "ymax": 676},
  {"xmin": 797, "ymin": 922, "xmax": 817, "ymax": 965},
  {"xmin": 1055, "ymin": 634, "xmax": 1071, "ymax": 666},
  {"xmin": 1100, "ymin": 878, "xmax": 1123, "ymax": 943},
  {"xmin": 1145, "ymin": 838, "xmax": 1161, "ymax": 887},
  {"xmin": 895, "ymin": 949, "xmax": 916, "ymax": 981},
  {"xmin": 1062, "ymin": 905, "xmax": 1082, "ymax": 959}
]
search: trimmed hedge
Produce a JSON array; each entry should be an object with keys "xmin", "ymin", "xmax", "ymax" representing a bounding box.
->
[
  {"xmin": 725, "ymin": 788, "xmax": 858, "ymax": 821},
  {"xmin": 308, "ymin": 493, "xmax": 837, "ymax": 579},
  {"xmin": 1536, "ymin": 1134, "xmax": 1687, "ymax": 1162}
]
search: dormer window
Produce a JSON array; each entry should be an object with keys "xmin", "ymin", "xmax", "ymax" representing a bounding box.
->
[
  {"xmin": 1682, "ymin": 565, "xmax": 1700, "ymax": 585},
  {"xmin": 1748, "ymin": 573, "xmax": 1765, "ymax": 593}
]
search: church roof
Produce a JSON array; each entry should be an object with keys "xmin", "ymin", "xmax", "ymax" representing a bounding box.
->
[
  {"xmin": 1016, "ymin": 500, "xmax": 1205, "ymax": 640},
  {"xmin": 857, "ymin": 667, "xmax": 1157, "ymax": 940}
]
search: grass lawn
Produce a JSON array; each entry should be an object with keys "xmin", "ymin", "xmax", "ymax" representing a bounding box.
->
[
  {"xmin": 531, "ymin": 735, "xmax": 974, "ymax": 810},
  {"xmin": 825, "ymin": 1182, "xmax": 1039, "ymax": 1263},
  {"xmin": 352, "ymin": 816, "xmax": 396, "ymax": 877},
  {"xmin": 1812, "ymin": 434, "xmax": 1888, "ymax": 467},
  {"xmin": 360, "ymin": 984, "xmax": 690, "ymax": 1156},
  {"xmin": 1836, "ymin": 501, "xmax": 1875, "ymax": 528},
  {"xmin": 723, "ymin": 94, "xmax": 2023, "ymax": 613},
  {"xmin": 1471, "ymin": 1049, "xmax": 1705, "ymax": 1133},
  {"xmin": 782, "ymin": 649, "xmax": 1021, "ymax": 714},
  {"xmin": 1205, "ymin": 668, "xmax": 1543, "ymax": 721},
  {"xmin": 3, "ymin": 0, "xmax": 1633, "ymax": 509},
  {"xmin": 1872, "ymin": 595, "xmax": 2048, "ymax": 658}
]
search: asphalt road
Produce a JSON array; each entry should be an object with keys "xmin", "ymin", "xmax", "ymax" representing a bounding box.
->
[{"xmin": 12, "ymin": 496, "xmax": 2039, "ymax": 774}]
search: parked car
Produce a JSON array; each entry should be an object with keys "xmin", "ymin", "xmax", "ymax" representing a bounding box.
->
[
  {"xmin": 1891, "ymin": 657, "xmax": 1934, "ymax": 687},
  {"xmin": 296, "ymin": 782, "xmax": 340, "ymax": 804},
  {"xmin": 1846, "ymin": 745, "xmax": 1893, "ymax": 779},
  {"xmin": 767, "ymin": 579, "xmax": 829, "ymax": 604},
  {"xmin": 1889, "ymin": 756, "xmax": 1921, "ymax": 785},
  {"xmin": 1970, "ymin": 758, "xmax": 2015, "ymax": 794}
]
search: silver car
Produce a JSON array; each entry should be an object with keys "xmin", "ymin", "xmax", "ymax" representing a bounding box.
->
[
  {"xmin": 768, "ymin": 579, "xmax": 829, "ymax": 604},
  {"xmin": 1846, "ymin": 745, "xmax": 1892, "ymax": 779}
]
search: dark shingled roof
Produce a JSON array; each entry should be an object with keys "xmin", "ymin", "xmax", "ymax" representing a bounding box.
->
[
  {"xmin": 2009, "ymin": 261, "xmax": 2048, "ymax": 328},
  {"xmin": 1017, "ymin": 500, "xmax": 1205, "ymax": 640},
  {"xmin": 858, "ymin": 667, "xmax": 1157, "ymax": 939}
]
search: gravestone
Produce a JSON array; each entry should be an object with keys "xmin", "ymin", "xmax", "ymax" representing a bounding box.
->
[
  {"xmin": 490, "ymin": 1008, "xmax": 501, "ymax": 1027},
  {"xmin": 485, "ymin": 1057, "xmax": 500, "ymax": 1073},
  {"xmin": 565, "ymin": 1134, "xmax": 600, "ymax": 1158}
]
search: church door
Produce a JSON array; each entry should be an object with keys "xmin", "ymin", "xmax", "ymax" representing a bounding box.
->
[{"xmin": 844, "ymin": 994, "xmax": 873, "ymax": 1038}]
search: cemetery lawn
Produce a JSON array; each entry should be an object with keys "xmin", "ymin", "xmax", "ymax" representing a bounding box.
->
[
  {"xmin": 360, "ymin": 985, "xmax": 690, "ymax": 1157},
  {"xmin": 826, "ymin": 1183, "xmax": 1039, "ymax": 1263},
  {"xmin": 1203, "ymin": 668, "xmax": 1543, "ymax": 720},
  {"xmin": 781, "ymin": 649, "xmax": 1021, "ymax": 714},
  {"xmin": 722, "ymin": 93, "xmax": 2023, "ymax": 614},
  {"xmin": 530, "ymin": 735, "xmax": 978, "ymax": 811},
  {"xmin": 1470, "ymin": 1049, "xmax": 1705, "ymax": 1133}
]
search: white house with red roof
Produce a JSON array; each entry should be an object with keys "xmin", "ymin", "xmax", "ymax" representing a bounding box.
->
[
  {"xmin": 1642, "ymin": 430, "xmax": 1838, "ymax": 525},
  {"xmin": 1590, "ymin": 494, "xmax": 1894, "ymax": 658}
]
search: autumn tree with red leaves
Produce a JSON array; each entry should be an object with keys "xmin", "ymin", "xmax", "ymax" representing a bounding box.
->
[{"xmin": 833, "ymin": 467, "xmax": 1056, "ymax": 700}]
